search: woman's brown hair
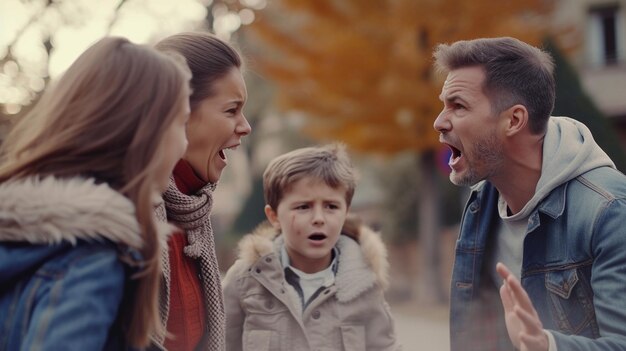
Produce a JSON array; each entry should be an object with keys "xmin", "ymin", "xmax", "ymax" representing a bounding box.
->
[
  {"xmin": 156, "ymin": 31, "xmax": 242, "ymax": 110},
  {"xmin": 0, "ymin": 36, "xmax": 191, "ymax": 347}
]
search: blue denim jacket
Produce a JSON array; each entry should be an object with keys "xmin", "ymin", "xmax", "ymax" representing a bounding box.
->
[
  {"xmin": 450, "ymin": 166, "xmax": 626, "ymax": 350},
  {"xmin": 0, "ymin": 240, "xmax": 138, "ymax": 351}
]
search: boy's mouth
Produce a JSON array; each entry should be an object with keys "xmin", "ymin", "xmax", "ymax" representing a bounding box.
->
[{"xmin": 308, "ymin": 233, "xmax": 327, "ymax": 241}]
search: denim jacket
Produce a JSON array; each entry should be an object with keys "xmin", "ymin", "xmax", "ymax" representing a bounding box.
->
[
  {"xmin": 450, "ymin": 166, "xmax": 626, "ymax": 350},
  {"xmin": 0, "ymin": 176, "xmax": 146, "ymax": 351},
  {"xmin": 0, "ymin": 241, "xmax": 140, "ymax": 351}
]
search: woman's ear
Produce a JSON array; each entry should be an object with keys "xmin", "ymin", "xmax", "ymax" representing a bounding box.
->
[{"xmin": 264, "ymin": 205, "xmax": 280, "ymax": 229}]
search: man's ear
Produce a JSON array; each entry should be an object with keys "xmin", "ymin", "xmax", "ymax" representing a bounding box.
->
[
  {"xmin": 264, "ymin": 205, "xmax": 280, "ymax": 229},
  {"xmin": 504, "ymin": 104, "xmax": 529, "ymax": 137}
]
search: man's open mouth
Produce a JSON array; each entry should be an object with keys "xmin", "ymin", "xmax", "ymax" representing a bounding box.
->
[{"xmin": 446, "ymin": 144, "xmax": 462, "ymax": 164}]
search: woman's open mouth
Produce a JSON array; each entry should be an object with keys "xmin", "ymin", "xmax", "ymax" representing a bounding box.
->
[{"xmin": 218, "ymin": 144, "xmax": 239, "ymax": 161}]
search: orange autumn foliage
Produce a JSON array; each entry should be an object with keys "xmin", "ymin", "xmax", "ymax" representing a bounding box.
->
[{"xmin": 246, "ymin": 0, "xmax": 557, "ymax": 154}]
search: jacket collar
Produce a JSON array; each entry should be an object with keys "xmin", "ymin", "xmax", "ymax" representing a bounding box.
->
[
  {"xmin": 0, "ymin": 176, "xmax": 143, "ymax": 248},
  {"xmin": 536, "ymin": 182, "xmax": 568, "ymax": 219},
  {"xmin": 478, "ymin": 179, "xmax": 568, "ymax": 220},
  {"xmin": 235, "ymin": 221, "xmax": 390, "ymax": 302}
]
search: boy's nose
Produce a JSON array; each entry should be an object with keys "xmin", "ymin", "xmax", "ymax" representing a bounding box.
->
[{"xmin": 312, "ymin": 207, "xmax": 325, "ymax": 225}]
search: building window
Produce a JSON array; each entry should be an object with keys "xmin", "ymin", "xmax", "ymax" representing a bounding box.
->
[{"xmin": 587, "ymin": 4, "xmax": 623, "ymax": 66}]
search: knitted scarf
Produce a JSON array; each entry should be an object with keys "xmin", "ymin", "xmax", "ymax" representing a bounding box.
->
[{"xmin": 154, "ymin": 177, "xmax": 225, "ymax": 351}]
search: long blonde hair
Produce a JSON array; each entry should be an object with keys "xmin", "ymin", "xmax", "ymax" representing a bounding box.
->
[{"xmin": 0, "ymin": 36, "xmax": 191, "ymax": 347}]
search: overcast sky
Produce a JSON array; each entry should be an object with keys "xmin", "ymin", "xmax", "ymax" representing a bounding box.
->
[{"xmin": 0, "ymin": 0, "xmax": 264, "ymax": 113}]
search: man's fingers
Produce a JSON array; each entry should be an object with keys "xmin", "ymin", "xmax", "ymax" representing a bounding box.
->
[
  {"xmin": 496, "ymin": 262, "xmax": 546, "ymax": 351},
  {"xmin": 514, "ymin": 305, "xmax": 544, "ymax": 334},
  {"xmin": 496, "ymin": 262, "xmax": 511, "ymax": 281},
  {"xmin": 506, "ymin": 274, "xmax": 536, "ymax": 315},
  {"xmin": 500, "ymin": 281, "xmax": 515, "ymax": 312}
]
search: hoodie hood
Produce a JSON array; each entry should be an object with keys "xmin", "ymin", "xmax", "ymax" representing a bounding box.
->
[
  {"xmin": 512, "ymin": 116, "xmax": 615, "ymax": 218},
  {"xmin": 226, "ymin": 220, "xmax": 390, "ymax": 302}
]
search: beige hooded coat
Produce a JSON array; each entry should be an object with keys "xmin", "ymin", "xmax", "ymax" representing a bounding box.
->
[{"xmin": 222, "ymin": 223, "xmax": 400, "ymax": 351}]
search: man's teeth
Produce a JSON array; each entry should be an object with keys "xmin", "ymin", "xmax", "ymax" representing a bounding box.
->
[{"xmin": 451, "ymin": 147, "xmax": 461, "ymax": 159}]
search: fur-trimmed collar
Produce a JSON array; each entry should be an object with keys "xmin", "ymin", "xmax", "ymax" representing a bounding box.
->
[
  {"xmin": 232, "ymin": 221, "xmax": 390, "ymax": 302},
  {"xmin": 0, "ymin": 176, "xmax": 143, "ymax": 248}
]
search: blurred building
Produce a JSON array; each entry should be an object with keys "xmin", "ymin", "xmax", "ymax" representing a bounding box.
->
[{"xmin": 554, "ymin": 0, "xmax": 626, "ymax": 139}]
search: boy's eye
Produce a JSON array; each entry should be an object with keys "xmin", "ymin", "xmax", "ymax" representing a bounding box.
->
[
  {"xmin": 326, "ymin": 203, "xmax": 340, "ymax": 209},
  {"xmin": 295, "ymin": 204, "xmax": 309, "ymax": 210}
]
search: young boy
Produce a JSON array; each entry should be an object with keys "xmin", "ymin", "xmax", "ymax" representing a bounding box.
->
[{"xmin": 223, "ymin": 143, "xmax": 400, "ymax": 351}]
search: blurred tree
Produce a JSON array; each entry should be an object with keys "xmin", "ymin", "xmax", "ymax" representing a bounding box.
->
[
  {"xmin": 378, "ymin": 153, "xmax": 420, "ymax": 245},
  {"xmin": 247, "ymin": 0, "xmax": 557, "ymax": 153},
  {"xmin": 0, "ymin": 0, "xmax": 260, "ymax": 131},
  {"xmin": 380, "ymin": 152, "xmax": 463, "ymax": 245},
  {"xmin": 546, "ymin": 38, "xmax": 626, "ymax": 172},
  {"xmin": 231, "ymin": 175, "xmax": 267, "ymax": 235},
  {"xmin": 245, "ymin": 0, "xmax": 559, "ymax": 304}
]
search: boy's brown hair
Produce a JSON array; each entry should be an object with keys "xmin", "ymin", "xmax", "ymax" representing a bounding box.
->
[{"xmin": 263, "ymin": 143, "xmax": 357, "ymax": 211}]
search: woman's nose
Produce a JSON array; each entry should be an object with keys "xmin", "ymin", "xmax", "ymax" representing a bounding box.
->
[{"xmin": 237, "ymin": 114, "xmax": 252, "ymax": 136}]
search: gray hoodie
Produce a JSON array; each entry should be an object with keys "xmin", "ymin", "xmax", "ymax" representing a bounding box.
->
[{"xmin": 490, "ymin": 116, "xmax": 616, "ymax": 279}]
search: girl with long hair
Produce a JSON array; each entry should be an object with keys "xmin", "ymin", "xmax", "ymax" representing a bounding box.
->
[{"xmin": 0, "ymin": 36, "xmax": 191, "ymax": 350}]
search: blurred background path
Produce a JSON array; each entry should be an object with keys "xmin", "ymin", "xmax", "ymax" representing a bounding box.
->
[{"xmin": 390, "ymin": 301, "xmax": 449, "ymax": 351}]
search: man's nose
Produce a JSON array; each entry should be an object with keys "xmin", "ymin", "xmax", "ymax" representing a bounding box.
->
[{"xmin": 433, "ymin": 110, "xmax": 451, "ymax": 133}]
